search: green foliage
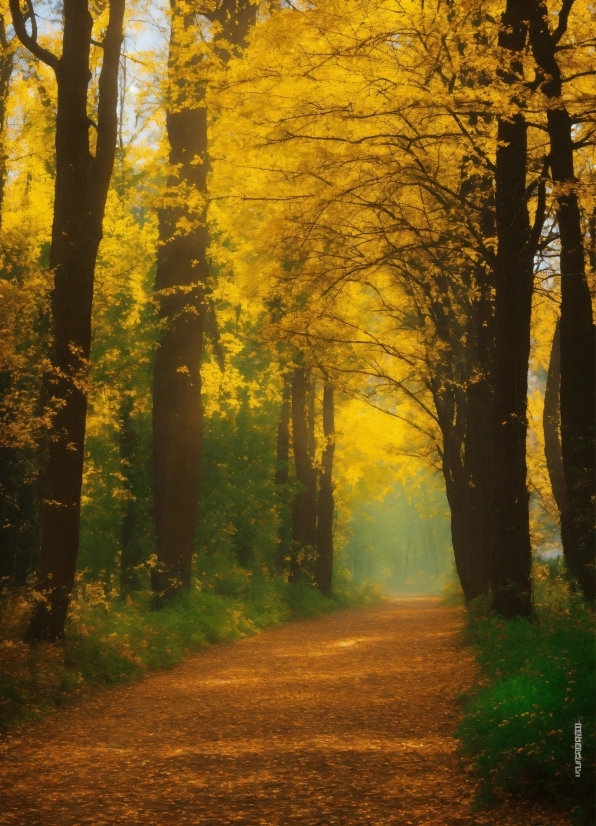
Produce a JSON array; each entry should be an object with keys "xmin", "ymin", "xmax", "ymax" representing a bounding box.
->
[
  {"xmin": 78, "ymin": 408, "xmax": 155, "ymax": 585},
  {"xmin": 197, "ymin": 393, "xmax": 281, "ymax": 574},
  {"xmin": 455, "ymin": 559, "xmax": 595, "ymax": 821}
]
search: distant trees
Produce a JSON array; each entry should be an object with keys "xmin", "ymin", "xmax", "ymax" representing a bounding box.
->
[
  {"xmin": 286, "ymin": 365, "xmax": 336, "ymax": 596},
  {"xmin": 316, "ymin": 382, "xmax": 335, "ymax": 597},
  {"xmin": 289, "ymin": 365, "xmax": 318, "ymax": 581}
]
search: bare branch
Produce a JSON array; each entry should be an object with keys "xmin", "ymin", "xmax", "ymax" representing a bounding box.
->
[
  {"xmin": 92, "ymin": 0, "xmax": 125, "ymax": 187},
  {"xmin": 531, "ymin": 158, "xmax": 550, "ymax": 252},
  {"xmin": 8, "ymin": 0, "xmax": 59, "ymax": 70}
]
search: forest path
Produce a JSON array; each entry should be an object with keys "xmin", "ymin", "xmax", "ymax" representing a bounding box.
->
[{"xmin": 0, "ymin": 598, "xmax": 567, "ymax": 826}]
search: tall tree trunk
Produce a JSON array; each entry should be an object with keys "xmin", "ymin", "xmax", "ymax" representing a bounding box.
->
[
  {"xmin": 290, "ymin": 366, "xmax": 317, "ymax": 581},
  {"xmin": 316, "ymin": 383, "xmax": 334, "ymax": 597},
  {"xmin": 0, "ymin": 16, "xmax": 15, "ymax": 223},
  {"xmin": 437, "ymin": 393, "xmax": 469, "ymax": 596},
  {"xmin": 151, "ymin": 0, "xmax": 256, "ymax": 602},
  {"xmin": 427, "ymin": 269, "xmax": 493, "ymax": 601},
  {"xmin": 491, "ymin": 0, "xmax": 534, "ymax": 618},
  {"xmin": 0, "ymin": 21, "xmax": 36, "ymax": 587},
  {"xmin": 119, "ymin": 394, "xmax": 141, "ymax": 596},
  {"xmin": 274, "ymin": 373, "xmax": 291, "ymax": 572},
  {"xmin": 462, "ymin": 378, "xmax": 494, "ymax": 596},
  {"xmin": 458, "ymin": 202, "xmax": 495, "ymax": 601},
  {"xmin": 589, "ymin": 208, "xmax": 595, "ymax": 275},
  {"xmin": 10, "ymin": 0, "xmax": 125, "ymax": 641},
  {"xmin": 543, "ymin": 319, "xmax": 573, "ymax": 524},
  {"xmin": 462, "ymin": 175, "xmax": 497, "ymax": 601},
  {"xmin": 529, "ymin": 0, "xmax": 595, "ymax": 600},
  {"xmin": 275, "ymin": 374, "xmax": 291, "ymax": 486},
  {"xmin": 151, "ymin": 100, "xmax": 207, "ymax": 601}
]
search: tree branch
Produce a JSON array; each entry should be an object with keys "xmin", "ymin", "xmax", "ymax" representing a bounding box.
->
[
  {"xmin": 552, "ymin": 0, "xmax": 574, "ymax": 45},
  {"xmin": 8, "ymin": 0, "xmax": 59, "ymax": 70},
  {"xmin": 92, "ymin": 0, "xmax": 125, "ymax": 192},
  {"xmin": 531, "ymin": 158, "xmax": 550, "ymax": 252}
]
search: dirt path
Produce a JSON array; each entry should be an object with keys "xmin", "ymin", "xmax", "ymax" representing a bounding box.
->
[{"xmin": 0, "ymin": 599, "xmax": 569, "ymax": 825}]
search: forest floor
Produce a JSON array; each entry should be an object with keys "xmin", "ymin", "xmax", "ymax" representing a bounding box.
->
[{"xmin": 0, "ymin": 598, "xmax": 571, "ymax": 825}]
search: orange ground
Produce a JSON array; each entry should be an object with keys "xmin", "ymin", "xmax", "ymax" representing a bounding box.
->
[{"xmin": 0, "ymin": 599, "xmax": 571, "ymax": 825}]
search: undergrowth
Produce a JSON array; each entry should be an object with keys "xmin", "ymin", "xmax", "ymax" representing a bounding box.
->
[
  {"xmin": 454, "ymin": 559, "xmax": 595, "ymax": 824},
  {"xmin": 0, "ymin": 571, "xmax": 381, "ymax": 732}
]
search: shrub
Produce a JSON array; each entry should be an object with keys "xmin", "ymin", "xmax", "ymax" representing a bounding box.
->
[{"xmin": 455, "ymin": 560, "xmax": 595, "ymax": 823}]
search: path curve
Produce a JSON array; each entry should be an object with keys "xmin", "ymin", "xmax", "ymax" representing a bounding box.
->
[{"xmin": 0, "ymin": 599, "xmax": 568, "ymax": 825}]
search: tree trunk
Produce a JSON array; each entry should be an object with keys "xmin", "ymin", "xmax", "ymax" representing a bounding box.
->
[
  {"xmin": 529, "ymin": 2, "xmax": 595, "ymax": 600},
  {"xmin": 542, "ymin": 319, "xmax": 576, "ymax": 564},
  {"xmin": 119, "ymin": 394, "xmax": 141, "ymax": 596},
  {"xmin": 10, "ymin": 0, "xmax": 124, "ymax": 641},
  {"xmin": 462, "ymin": 376, "xmax": 493, "ymax": 596},
  {"xmin": 543, "ymin": 321, "xmax": 567, "ymax": 513},
  {"xmin": 0, "ymin": 21, "xmax": 37, "ymax": 587},
  {"xmin": 459, "ymin": 220, "xmax": 495, "ymax": 601},
  {"xmin": 451, "ymin": 167, "xmax": 496, "ymax": 602},
  {"xmin": 290, "ymin": 366, "xmax": 317, "ymax": 581},
  {"xmin": 151, "ymin": 0, "xmax": 256, "ymax": 603},
  {"xmin": 151, "ymin": 104, "xmax": 207, "ymax": 601},
  {"xmin": 0, "ymin": 17, "xmax": 15, "ymax": 223},
  {"xmin": 10, "ymin": 0, "xmax": 125, "ymax": 641},
  {"xmin": 589, "ymin": 208, "xmax": 595, "ymax": 275},
  {"xmin": 490, "ymin": 0, "xmax": 534, "ymax": 618},
  {"xmin": 275, "ymin": 374, "xmax": 291, "ymax": 486},
  {"xmin": 316, "ymin": 383, "xmax": 334, "ymax": 597},
  {"xmin": 274, "ymin": 373, "xmax": 292, "ymax": 572},
  {"xmin": 429, "ymin": 273, "xmax": 493, "ymax": 602},
  {"xmin": 432, "ymin": 386, "xmax": 472, "ymax": 600}
]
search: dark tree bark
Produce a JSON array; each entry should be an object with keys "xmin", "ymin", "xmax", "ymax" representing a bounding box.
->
[
  {"xmin": 462, "ymin": 312, "xmax": 494, "ymax": 596},
  {"xmin": 410, "ymin": 149, "xmax": 496, "ymax": 603},
  {"xmin": 543, "ymin": 320, "xmax": 566, "ymax": 513},
  {"xmin": 0, "ymin": 16, "xmax": 15, "ymax": 223},
  {"xmin": 0, "ymin": 20, "xmax": 37, "ymax": 586},
  {"xmin": 151, "ymin": 0, "xmax": 256, "ymax": 602},
  {"xmin": 441, "ymin": 369, "xmax": 494, "ymax": 602},
  {"xmin": 316, "ymin": 383, "xmax": 334, "ymax": 597},
  {"xmin": 118, "ymin": 394, "xmax": 141, "ymax": 596},
  {"xmin": 589, "ymin": 208, "xmax": 595, "ymax": 275},
  {"xmin": 274, "ymin": 373, "xmax": 292, "ymax": 572},
  {"xmin": 454, "ymin": 173, "xmax": 496, "ymax": 601},
  {"xmin": 543, "ymin": 320, "xmax": 575, "ymax": 563},
  {"xmin": 426, "ymin": 261, "xmax": 494, "ymax": 602},
  {"xmin": 490, "ymin": 0, "xmax": 534, "ymax": 618},
  {"xmin": 151, "ymin": 103, "xmax": 207, "ymax": 600},
  {"xmin": 10, "ymin": 0, "xmax": 125, "ymax": 641},
  {"xmin": 290, "ymin": 366, "xmax": 317, "ymax": 581},
  {"xmin": 275, "ymin": 374, "xmax": 291, "ymax": 486},
  {"xmin": 529, "ymin": 0, "xmax": 595, "ymax": 600}
]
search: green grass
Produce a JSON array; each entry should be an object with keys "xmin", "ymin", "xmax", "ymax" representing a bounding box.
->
[
  {"xmin": 0, "ymin": 571, "xmax": 382, "ymax": 731},
  {"xmin": 454, "ymin": 559, "xmax": 595, "ymax": 823}
]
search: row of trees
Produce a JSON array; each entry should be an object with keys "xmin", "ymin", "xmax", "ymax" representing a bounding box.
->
[
  {"xmin": 209, "ymin": 0, "xmax": 594, "ymax": 615},
  {"xmin": 0, "ymin": 0, "xmax": 593, "ymax": 640},
  {"xmin": 1, "ymin": 0, "xmax": 344, "ymax": 640}
]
